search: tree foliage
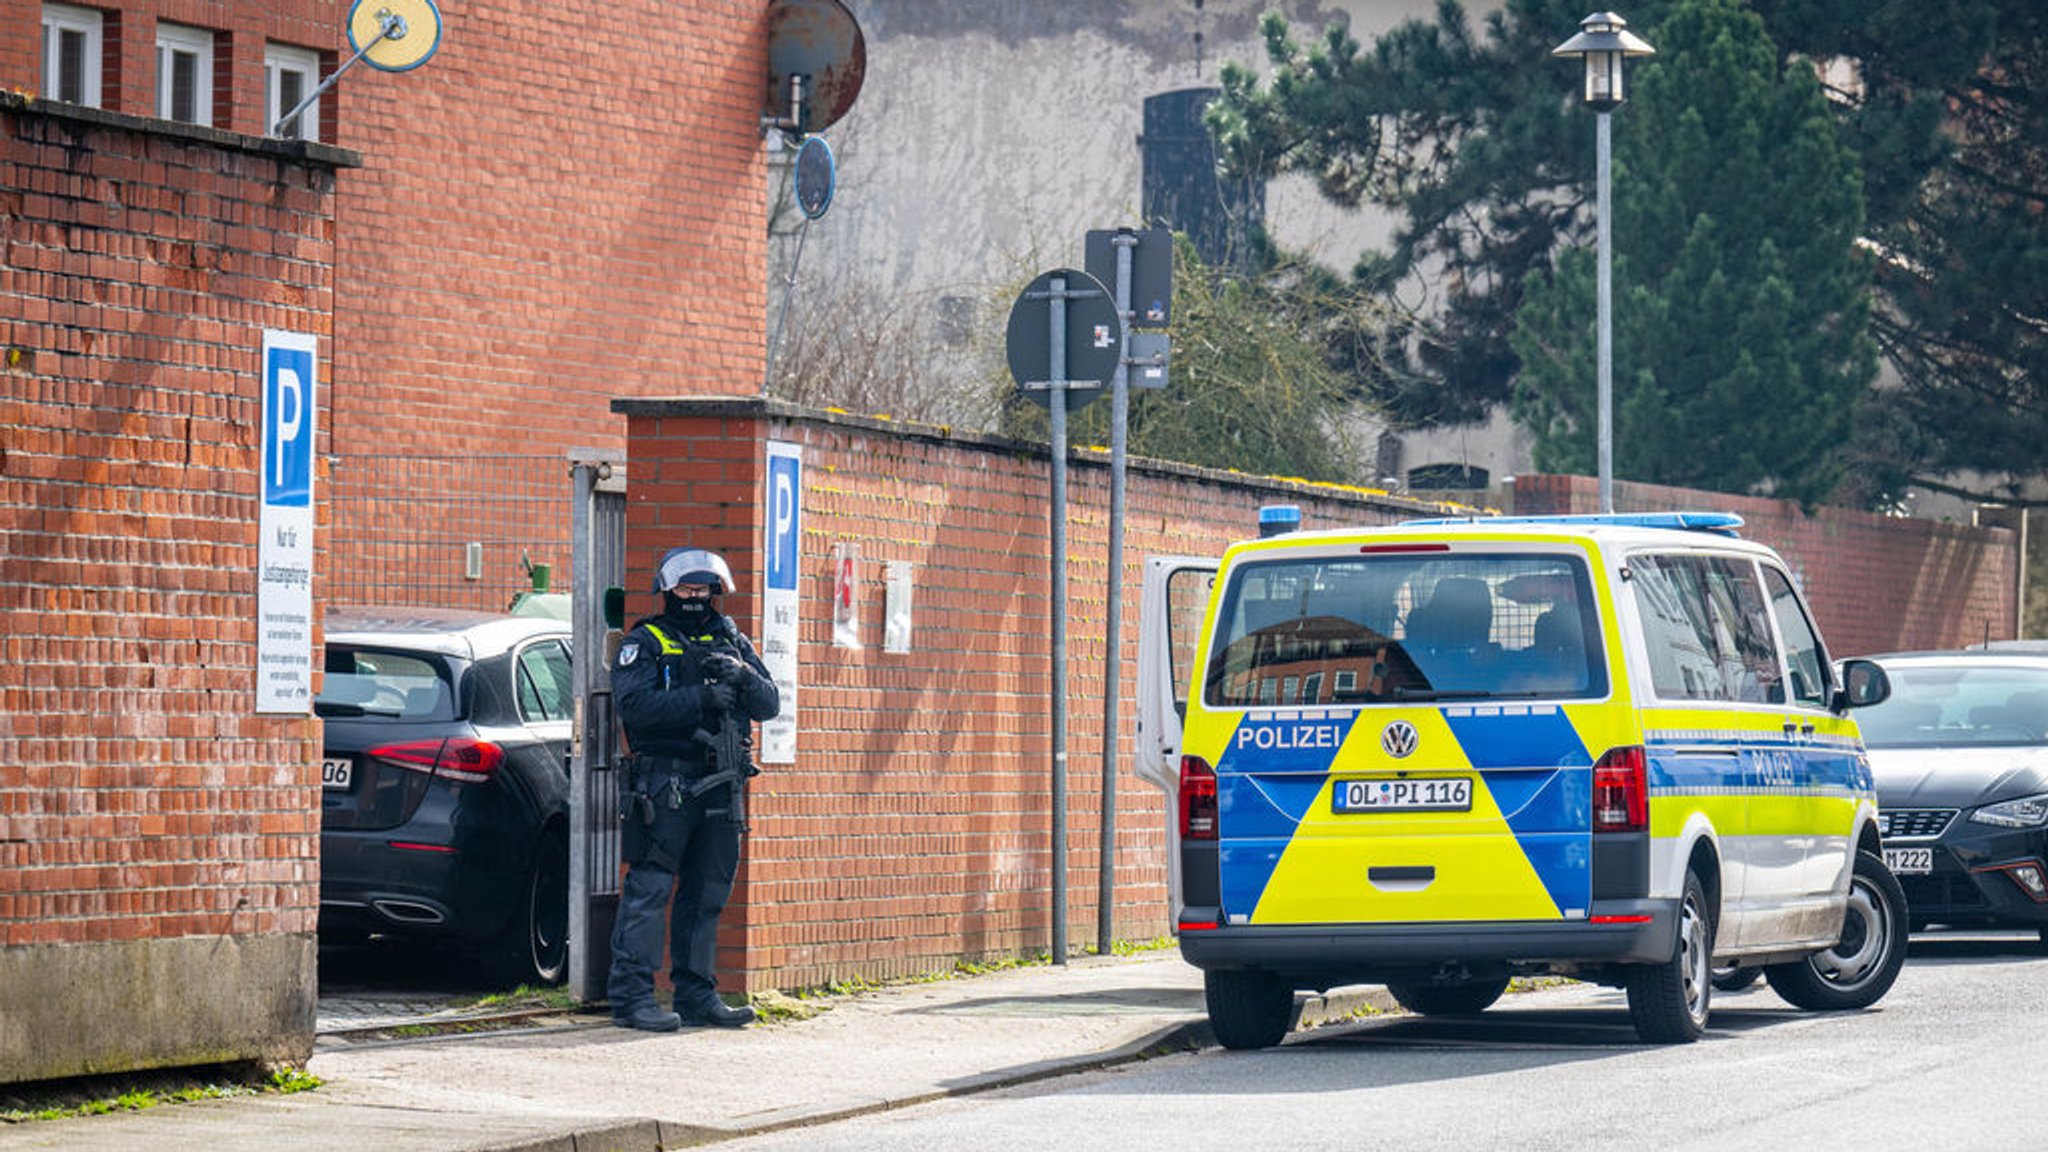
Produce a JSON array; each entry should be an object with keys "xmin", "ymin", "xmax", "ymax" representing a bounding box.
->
[
  {"xmin": 1510, "ymin": 0, "xmax": 1875, "ymax": 503},
  {"xmin": 1210, "ymin": 0, "xmax": 2048, "ymax": 504}
]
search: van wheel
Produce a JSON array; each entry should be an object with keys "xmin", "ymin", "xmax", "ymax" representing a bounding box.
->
[
  {"xmin": 1386, "ymin": 976, "xmax": 1511, "ymax": 1016},
  {"xmin": 1765, "ymin": 850, "xmax": 1907, "ymax": 1011},
  {"xmin": 1710, "ymin": 963, "xmax": 1761, "ymax": 992},
  {"xmin": 1625, "ymin": 868, "xmax": 1712, "ymax": 1043},
  {"xmin": 491, "ymin": 832, "xmax": 569, "ymax": 987},
  {"xmin": 1205, "ymin": 969, "xmax": 1296, "ymax": 1050}
]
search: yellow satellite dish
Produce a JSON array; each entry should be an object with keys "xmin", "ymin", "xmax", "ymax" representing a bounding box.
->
[{"xmin": 348, "ymin": 0, "xmax": 443, "ymax": 73}]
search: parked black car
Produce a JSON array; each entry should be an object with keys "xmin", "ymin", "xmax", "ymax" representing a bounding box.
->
[
  {"xmin": 317, "ymin": 606, "xmax": 574, "ymax": 984},
  {"xmin": 1861, "ymin": 650, "xmax": 2048, "ymax": 942}
]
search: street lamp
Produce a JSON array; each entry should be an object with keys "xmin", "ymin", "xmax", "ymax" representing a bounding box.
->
[{"xmin": 1554, "ymin": 12, "xmax": 1653, "ymax": 514}]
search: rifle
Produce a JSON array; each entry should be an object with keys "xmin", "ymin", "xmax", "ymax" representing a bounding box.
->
[{"xmin": 686, "ymin": 648, "xmax": 759, "ymax": 830}]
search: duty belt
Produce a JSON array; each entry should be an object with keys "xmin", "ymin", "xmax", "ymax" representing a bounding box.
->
[{"xmin": 634, "ymin": 754, "xmax": 713, "ymax": 779}]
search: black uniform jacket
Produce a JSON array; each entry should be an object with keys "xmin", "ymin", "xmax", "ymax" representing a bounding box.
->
[{"xmin": 613, "ymin": 612, "xmax": 779, "ymax": 763}]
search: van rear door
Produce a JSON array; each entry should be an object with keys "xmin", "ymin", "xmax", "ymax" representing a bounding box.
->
[{"xmin": 1136, "ymin": 555, "xmax": 1217, "ymax": 923}]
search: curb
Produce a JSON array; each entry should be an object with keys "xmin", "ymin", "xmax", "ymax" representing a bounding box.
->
[{"xmin": 469, "ymin": 984, "xmax": 1403, "ymax": 1152}]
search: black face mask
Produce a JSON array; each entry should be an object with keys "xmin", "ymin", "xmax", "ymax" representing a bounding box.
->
[{"xmin": 662, "ymin": 590, "xmax": 716, "ymax": 630}]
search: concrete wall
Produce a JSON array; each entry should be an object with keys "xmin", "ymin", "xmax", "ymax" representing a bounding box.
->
[
  {"xmin": 0, "ymin": 94, "xmax": 348, "ymax": 1082},
  {"xmin": 620, "ymin": 398, "xmax": 2017, "ymax": 992}
]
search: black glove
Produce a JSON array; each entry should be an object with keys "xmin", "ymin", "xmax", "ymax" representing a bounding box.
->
[
  {"xmin": 701, "ymin": 651, "xmax": 747, "ymax": 681},
  {"xmin": 701, "ymin": 680, "xmax": 738, "ymax": 714}
]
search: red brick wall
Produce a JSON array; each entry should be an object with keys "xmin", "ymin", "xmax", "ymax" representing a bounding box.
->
[
  {"xmin": 623, "ymin": 403, "xmax": 2021, "ymax": 991},
  {"xmin": 620, "ymin": 400, "xmax": 1445, "ymax": 989},
  {"xmin": 0, "ymin": 96, "xmax": 344, "ymax": 1077},
  {"xmin": 1510, "ymin": 475, "xmax": 2020, "ymax": 655}
]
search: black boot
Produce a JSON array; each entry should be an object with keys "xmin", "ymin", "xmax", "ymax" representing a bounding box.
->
[
  {"xmin": 612, "ymin": 1003, "xmax": 683, "ymax": 1033},
  {"xmin": 678, "ymin": 996, "xmax": 755, "ymax": 1028}
]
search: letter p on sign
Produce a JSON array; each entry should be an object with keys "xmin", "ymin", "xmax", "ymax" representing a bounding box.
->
[{"xmin": 261, "ymin": 331, "xmax": 318, "ymax": 508}]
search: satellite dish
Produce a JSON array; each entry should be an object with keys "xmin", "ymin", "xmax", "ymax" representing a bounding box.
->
[
  {"xmin": 794, "ymin": 136, "xmax": 836, "ymax": 220},
  {"xmin": 347, "ymin": 0, "xmax": 443, "ymax": 72},
  {"xmin": 763, "ymin": 0, "xmax": 866, "ymax": 139}
]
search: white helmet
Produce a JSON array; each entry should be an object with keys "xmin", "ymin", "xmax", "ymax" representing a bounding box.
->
[{"xmin": 653, "ymin": 547, "xmax": 735, "ymax": 594}]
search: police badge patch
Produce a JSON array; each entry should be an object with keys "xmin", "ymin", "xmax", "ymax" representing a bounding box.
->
[{"xmin": 619, "ymin": 642, "xmax": 640, "ymax": 666}]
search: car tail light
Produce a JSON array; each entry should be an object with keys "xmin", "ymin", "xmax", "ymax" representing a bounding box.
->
[
  {"xmin": 369, "ymin": 737, "xmax": 506, "ymax": 784},
  {"xmin": 1592, "ymin": 745, "xmax": 1647, "ymax": 833},
  {"xmin": 1180, "ymin": 755, "xmax": 1218, "ymax": 840}
]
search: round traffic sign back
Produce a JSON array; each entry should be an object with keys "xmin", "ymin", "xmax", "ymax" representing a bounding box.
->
[{"xmin": 1004, "ymin": 268, "xmax": 1121, "ymax": 412}]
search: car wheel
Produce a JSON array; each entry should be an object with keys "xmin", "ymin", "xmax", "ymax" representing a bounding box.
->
[
  {"xmin": 1385, "ymin": 976, "xmax": 1511, "ymax": 1016},
  {"xmin": 1765, "ymin": 850, "xmax": 1908, "ymax": 1011},
  {"xmin": 1710, "ymin": 963, "xmax": 1761, "ymax": 992},
  {"xmin": 1625, "ymin": 868, "xmax": 1712, "ymax": 1043},
  {"xmin": 492, "ymin": 832, "xmax": 569, "ymax": 987},
  {"xmin": 1205, "ymin": 968, "xmax": 1296, "ymax": 1051}
]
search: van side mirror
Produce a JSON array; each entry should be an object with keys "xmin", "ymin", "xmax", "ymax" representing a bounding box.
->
[{"xmin": 1834, "ymin": 658, "xmax": 1891, "ymax": 712}]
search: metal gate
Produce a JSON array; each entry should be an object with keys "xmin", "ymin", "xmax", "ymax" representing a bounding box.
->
[{"xmin": 568, "ymin": 455, "xmax": 627, "ymax": 1002}]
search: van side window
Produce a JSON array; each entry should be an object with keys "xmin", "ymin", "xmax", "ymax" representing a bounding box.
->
[
  {"xmin": 1762, "ymin": 566, "xmax": 1831, "ymax": 705},
  {"xmin": 1632, "ymin": 554, "xmax": 1784, "ymax": 703}
]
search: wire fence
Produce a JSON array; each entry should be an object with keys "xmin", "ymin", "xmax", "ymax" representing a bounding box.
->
[{"xmin": 326, "ymin": 454, "xmax": 572, "ymax": 612}]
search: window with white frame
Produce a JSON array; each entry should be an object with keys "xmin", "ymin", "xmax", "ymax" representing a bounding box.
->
[
  {"xmin": 41, "ymin": 3, "xmax": 104, "ymax": 108},
  {"xmin": 265, "ymin": 43, "xmax": 322, "ymax": 140},
  {"xmin": 156, "ymin": 22, "xmax": 215, "ymax": 126}
]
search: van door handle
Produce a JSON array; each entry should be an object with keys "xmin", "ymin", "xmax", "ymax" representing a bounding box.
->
[{"xmin": 1368, "ymin": 865, "xmax": 1435, "ymax": 891}]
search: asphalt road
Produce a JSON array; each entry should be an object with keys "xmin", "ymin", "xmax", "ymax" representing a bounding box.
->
[{"xmin": 725, "ymin": 931, "xmax": 2048, "ymax": 1152}]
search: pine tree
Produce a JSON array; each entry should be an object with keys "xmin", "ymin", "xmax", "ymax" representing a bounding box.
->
[{"xmin": 1510, "ymin": 0, "xmax": 1876, "ymax": 503}]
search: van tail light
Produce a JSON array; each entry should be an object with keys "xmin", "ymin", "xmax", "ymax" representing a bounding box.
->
[
  {"xmin": 370, "ymin": 737, "xmax": 506, "ymax": 784},
  {"xmin": 1180, "ymin": 755, "xmax": 1218, "ymax": 840},
  {"xmin": 1592, "ymin": 745, "xmax": 1647, "ymax": 833}
]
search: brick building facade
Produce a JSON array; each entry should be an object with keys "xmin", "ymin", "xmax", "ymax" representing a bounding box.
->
[{"xmin": 2, "ymin": 0, "xmax": 767, "ymax": 1082}]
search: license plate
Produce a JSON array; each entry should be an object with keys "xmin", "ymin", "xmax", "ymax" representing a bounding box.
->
[
  {"xmin": 321, "ymin": 757, "xmax": 354, "ymax": 791},
  {"xmin": 1334, "ymin": 777, "xmax": 1472, "ymax": 813},
  {"xmin": 1883, "ymin": 847, "xmax": 1932, "ymax": 875}
]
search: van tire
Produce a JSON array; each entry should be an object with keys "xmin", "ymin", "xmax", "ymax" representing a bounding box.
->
[
  {"xmin": 1765, "ymin": 850, "xmax": 1907, "ymax": 1011},
  {"xmin": 1205, "ymin": 969, "xmax": 1296, "ymax": 1050},
  {"xmin": 1625, "ymin": 869, "xmax": 1712, "ymax": 1043},
  {"xmin": 1386, "ymin": 976, "xmax": 1511, "ymax": 1016}
]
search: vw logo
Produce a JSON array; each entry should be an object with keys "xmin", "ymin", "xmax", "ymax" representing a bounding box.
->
[{"xmin": 1380, "ymin": 721, "xmax": 1419, "ymax": 759}]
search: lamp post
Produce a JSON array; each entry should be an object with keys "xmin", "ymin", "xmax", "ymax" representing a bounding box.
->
[{"xmin": 1554, "ymin": 12, "xmax": 1654, "ymax": 514}]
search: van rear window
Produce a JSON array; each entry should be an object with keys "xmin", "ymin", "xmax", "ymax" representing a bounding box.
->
[{"xmin": 1202, "ymin": 552, "xmax": 1606, "ymax": 707}]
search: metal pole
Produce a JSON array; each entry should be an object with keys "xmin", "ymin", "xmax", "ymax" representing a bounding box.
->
[
  {"xmin": 1596, "ymin": 109, "xmax": 1615, "ymax": 514},
  {"xmin": 1098, "ymin": 232, "xmax": 1135, "ymax": 953},
  {"xmin": 568, "ymin": 461, "xmax": 595, "ymax": 1000},
  {"xmin": 1048, "ymin": 278, "xmax": 1070, "ymax": 965},
  {"xmin": 765, "ymin": 216, "xmax": 812, "ymax": 394},
  {"xmin": 271, "ymin": 13, "xmax": 403, "ymax": 137}
]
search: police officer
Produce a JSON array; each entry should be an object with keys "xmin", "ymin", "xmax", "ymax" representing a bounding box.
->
[{"xmin": 608, "ymin": 546, "xmax": 779, "ymax": 1032}]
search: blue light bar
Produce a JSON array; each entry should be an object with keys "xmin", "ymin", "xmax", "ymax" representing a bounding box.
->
[{"xmin": 1404, "ymin": 512, "xmax": 1745, "ymax": 537}]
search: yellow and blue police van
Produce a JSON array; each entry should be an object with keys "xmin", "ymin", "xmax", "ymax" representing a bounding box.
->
[{"xmin": 1134, "ymin": 512, "xmax": 1906, "ymax": 1048}]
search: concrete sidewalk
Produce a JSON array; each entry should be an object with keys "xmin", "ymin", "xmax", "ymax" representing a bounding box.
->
[{"xmin": 3, "ymin": 952, "xmax": 1395, "ymax": 1152}]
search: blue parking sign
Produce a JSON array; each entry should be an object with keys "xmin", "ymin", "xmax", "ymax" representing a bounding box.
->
[
  {"xmin": 766, "ymin": 449, "xmax": 802, "ymax": 592},
  {"xmin": 262, "ymin": 334, "xmax": 317, "ymax": 507}
]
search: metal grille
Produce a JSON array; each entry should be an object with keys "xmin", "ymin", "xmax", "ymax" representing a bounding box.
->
[
  {"xmin": 1878, "ymin": 808, "xmax": 1957, "ymax": 840},
  {"xmin": 327, "ymin": 454, "xmax": 570, "ymax": 611}
]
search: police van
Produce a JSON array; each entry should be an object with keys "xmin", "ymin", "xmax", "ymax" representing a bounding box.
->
[{"xmin": 1134, "ymin": 512, "xmax": 1907, "ymax": 1048}]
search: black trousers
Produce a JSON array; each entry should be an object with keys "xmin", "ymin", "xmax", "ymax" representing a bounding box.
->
[{"xmin": 605, "ymin": 780, "xmax": 741, "ymax": 1011}]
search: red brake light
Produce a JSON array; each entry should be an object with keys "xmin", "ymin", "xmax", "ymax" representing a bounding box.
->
[
  {"xmin": 1180, "ymin": 755, "xmax": 1218, "ymax": 840},
  {"xmin": 369, "ymin": 737, "xmax": 505, "ymax": 783},
  {"xmin": 1592, "ymin": 745, "xmax": 1647, "ymax": 832}
]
